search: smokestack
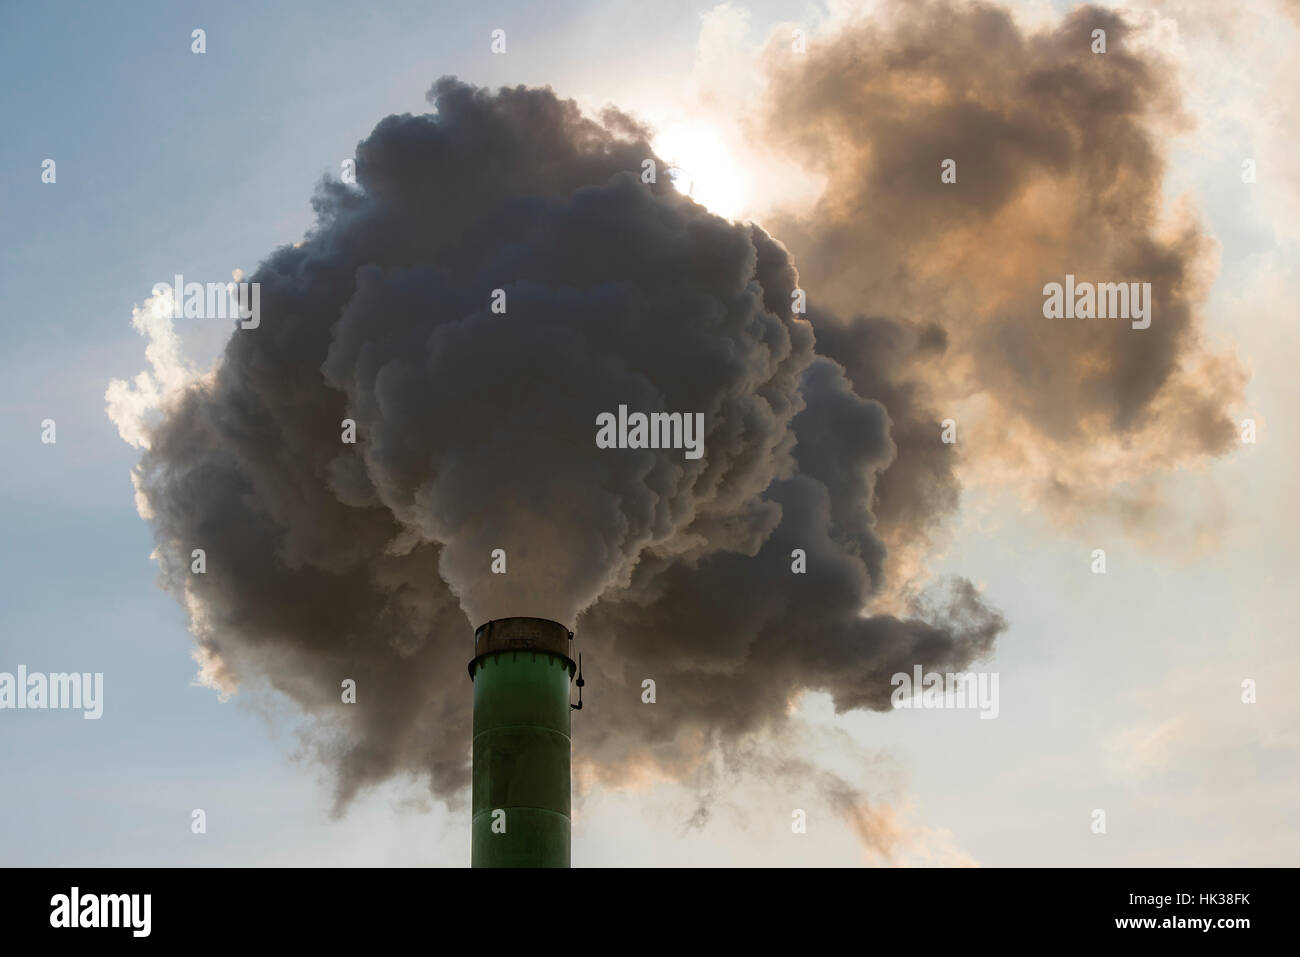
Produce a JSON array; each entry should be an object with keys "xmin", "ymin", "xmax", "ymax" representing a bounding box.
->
[{"xmin": 468, "ymin": 617, "xmax": 578, "ymax": 867}]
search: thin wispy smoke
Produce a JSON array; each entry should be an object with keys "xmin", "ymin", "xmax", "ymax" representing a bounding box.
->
[{"xmin": 109, "ymin": 77, "xmax": 1002, "ymax": 812}]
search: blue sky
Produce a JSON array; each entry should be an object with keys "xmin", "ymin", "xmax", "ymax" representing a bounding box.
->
[{"xmin": 2, "ymin": 0, "xmax": 1297, "ymax": 866}]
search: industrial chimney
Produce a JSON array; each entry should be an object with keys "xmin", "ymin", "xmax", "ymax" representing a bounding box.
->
[{"xmin": 468, "ymin": 616, "xmax": 580, "ymax": 867}]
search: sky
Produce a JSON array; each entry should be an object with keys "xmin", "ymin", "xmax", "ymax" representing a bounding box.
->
[{"xmin": 0, "ymin": 0, "xmax": 1297, "ymax": 866}]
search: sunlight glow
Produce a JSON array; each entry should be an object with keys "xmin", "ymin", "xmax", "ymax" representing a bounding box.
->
[{"xmin": 653, "ymin": 124, "xmax": 749, "ymax": 221}]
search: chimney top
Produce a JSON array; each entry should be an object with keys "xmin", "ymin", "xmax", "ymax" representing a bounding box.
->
[{"xmin": 470, "ymin": 617, "xmax": 575, "ymax": 677}]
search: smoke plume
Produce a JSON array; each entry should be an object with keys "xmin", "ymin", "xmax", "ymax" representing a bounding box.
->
[
  {"xmin": 761, "ymin": 1, "xmax": 1247, "ymax": 582},
  {"xmin": 110, "ymin": 77, "xmax": 1002, "ymax": 812}
]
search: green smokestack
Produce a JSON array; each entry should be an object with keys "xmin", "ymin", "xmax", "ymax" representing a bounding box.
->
[{"xmin": 468, "ymin": 617, "xmax": 577, "ymax": 867}]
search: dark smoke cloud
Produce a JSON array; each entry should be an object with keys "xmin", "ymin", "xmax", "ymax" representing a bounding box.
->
[
  {"xmin": 762, "ymin": 1, "xmax": 1247, "ymax": 573},
  {"xmin": 120, "ymin": 78, "xmax": 1002, "ymax": 810}
]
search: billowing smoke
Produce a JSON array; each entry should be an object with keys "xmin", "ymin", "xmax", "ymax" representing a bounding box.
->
[
  {"xmin": 109, "ymin": 77, "xmax": 1002, "ymax": 814},
  {"xmin": 761, "ymin": 1, "xmax": 1248, "ymax": 582}
]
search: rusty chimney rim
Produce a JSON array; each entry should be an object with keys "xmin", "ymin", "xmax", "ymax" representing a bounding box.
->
[{"xmin": 469, "ymin": 616, "xmax": 575, "ymax": 678}]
